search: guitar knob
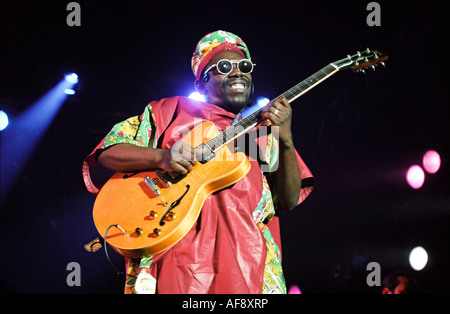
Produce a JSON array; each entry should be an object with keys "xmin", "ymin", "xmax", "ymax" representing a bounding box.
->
[
  {"xmin": 165, "ymin": 212, "xmax": 176, "ymax": 221},
  {"xmin": 153, "ymin": 228, "xmax": 161, "ymax": 237},
  {"xmin": 149, "ymin": 210, "xmax": 157, "ymax": 219},
  {"xmin": 135, "ymin": 228, "xmax": 144, "ymax": 236}
]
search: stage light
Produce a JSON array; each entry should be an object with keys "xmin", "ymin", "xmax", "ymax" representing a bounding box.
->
[
  {"xmin": 64, "ymin": 88, "xmax": 76, "ymax": 95},
  {"xmin": 423, "ymin": 150, "xmax": 440, "ymax": 174},
  {"xmin": 0, "ymin": 110, "xmax": 9, "ymax": 131},
  {"xmin": 1, "ymin": 76, "xmax": 73, "ymax": 200},
  {"xmin": 288, "ymin": 285, "xmax": 302, "ymax": 294},
  {"xmin": 188, "ymin": 92, "xmax": 205, "ymax": 102},
  {"xmin": 241, "ymin": 96, "xmax": 270, "ymax": 119},
  {"xmin": 256, "ymin": 96, "xmax": 270, "ymax": 107},
  {"xmin": 406, "ymin": 165, "xmax": 425, "ymax": 189},
  {"xmin": 409, "ymin": 246, "xmax": 428, "ymax": 271},
  {"xmin": 65, "ymin": 73, "xmax": 78, "ymax": 84}
]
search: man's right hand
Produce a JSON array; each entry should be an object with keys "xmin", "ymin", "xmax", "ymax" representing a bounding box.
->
[{"xmin": 159, "ymin": 141, "xmax": 198, "ymax": 175}]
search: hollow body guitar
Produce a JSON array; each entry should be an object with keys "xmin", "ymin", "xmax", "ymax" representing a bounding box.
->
[
  {"xmin": 93, "ymin": 49, "xmax": 388, "ymax": 258},
  {"xmin": 93, "ymin": 121, "xmax": 251, "ymax": 258}
]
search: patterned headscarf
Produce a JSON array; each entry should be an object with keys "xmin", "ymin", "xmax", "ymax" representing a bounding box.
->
[{"xmin": 191, "ymin": 30, "xmax": 251, "ymax": 81}]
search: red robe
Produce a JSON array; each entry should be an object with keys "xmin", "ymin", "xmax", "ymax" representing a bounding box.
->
[{"xmin": 83, "ymin": 96, "xmax": 314, "ymax": 293}]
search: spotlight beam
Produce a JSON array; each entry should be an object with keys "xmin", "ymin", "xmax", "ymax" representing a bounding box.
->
[{"xmin": 1, "ymin": 78, "xmax": 75, "ymax": 201}]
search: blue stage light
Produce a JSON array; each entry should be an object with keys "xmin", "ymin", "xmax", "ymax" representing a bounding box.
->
[
  {"xmin": 65, "ymin": 73, "xmax": 78, "ymax": 84},
  {"xmin": 256, "ymin": 97, "xmax": 270, "ymax": 107},
  {"xmin": 188, "ymin": 92, "xmax": 206, "ymax": 102},
  {"xmin": 0, "ymin": 110, "xmax": 9, "ymax": 131},
  {"xmin": 241, "ymin": 96, "xmax": 271, "ymax": 119},
  {"xmin": 1, "ymin": 77, "xmax": 72, "ymax": 200},
  {"xmin": 64, "ymin": 88, "xmax": 76, "ymax": 95}
]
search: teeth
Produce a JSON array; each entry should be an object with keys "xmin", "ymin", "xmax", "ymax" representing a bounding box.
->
[{"xmin": 230, "ymin": 83, "xmax": 245, "ymax": 89}]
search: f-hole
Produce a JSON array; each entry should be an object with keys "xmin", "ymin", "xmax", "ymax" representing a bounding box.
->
[{"xmin": 159, "ymin": 185, "xmax": 190, "ymax": 226}]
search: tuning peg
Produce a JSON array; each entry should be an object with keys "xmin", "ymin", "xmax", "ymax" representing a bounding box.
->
[
  {"xmin": 380, "ymin": 62, "xmax": 386, "ymax": 68},
  {"xmin": 371, "ymin": 65, "xmax": 376, "ymax": 71},
  {"xmin": 358, "ymin": 69, "xmax": 366, "ymax": 74}
]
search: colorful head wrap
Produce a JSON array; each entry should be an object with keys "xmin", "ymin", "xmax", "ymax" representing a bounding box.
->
[{"xmin": 191, "ymin": 30, "xmax": 251, "ymax": 81}]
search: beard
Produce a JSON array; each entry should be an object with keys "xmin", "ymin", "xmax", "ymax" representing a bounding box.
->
[{"xmin": 205, "ymin": 77, "xmax": 252, "ymax": 114}]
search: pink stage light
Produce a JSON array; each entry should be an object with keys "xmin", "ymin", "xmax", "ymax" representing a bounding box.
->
[
  {"xmin": 288, "ymin": 285, "xmax": 302, "ymax": 294},
  {"xmin": 422, "ymin": 150, "xmax": 441, "ymax": 174},
  {"xmin": 406, "ymin": 165, "xmax": 425, "ymax": 189}
]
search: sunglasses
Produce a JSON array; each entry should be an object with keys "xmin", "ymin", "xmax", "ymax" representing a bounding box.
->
[{"xmin": 202, "ymin": 59, "xmax": 255, "ymax": 80}]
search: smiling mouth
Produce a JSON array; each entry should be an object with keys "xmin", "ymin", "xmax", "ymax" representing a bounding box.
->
[{"xmin": 228, "ymin": 83, "xmax": 246, "ymax": 91}]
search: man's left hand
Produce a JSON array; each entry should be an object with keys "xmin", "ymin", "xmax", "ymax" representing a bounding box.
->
[{"xmin": 261, "ymin": 97, "xmax": 294, "ymax": 149}]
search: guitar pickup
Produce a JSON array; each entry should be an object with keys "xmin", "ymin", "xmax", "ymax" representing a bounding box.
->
[
  {"xmin": 144, "ymin": 176, "xmax": 161, "ymax": 196},
  {"xmin": 155, "ymin": 169, "xmax": 176, "ymax": 186}
]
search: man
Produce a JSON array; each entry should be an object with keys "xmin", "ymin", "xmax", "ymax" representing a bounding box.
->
[{"xmin": 83, "ymin": 30, "xmax": 314, "ymax": 294}]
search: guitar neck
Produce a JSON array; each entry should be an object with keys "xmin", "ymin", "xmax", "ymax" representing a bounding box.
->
[
  {"xmin": 278, "ymin": 63, "xmax": 338, "ymax": 103},
  {"xmin": 202, "ymin": 63, "xmax": 339, "ymax": 153}
]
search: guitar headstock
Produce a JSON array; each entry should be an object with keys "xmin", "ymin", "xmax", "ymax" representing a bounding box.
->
[{"xmin": 332, "ymin": 49, "xmax": 388, "ymax": 73}]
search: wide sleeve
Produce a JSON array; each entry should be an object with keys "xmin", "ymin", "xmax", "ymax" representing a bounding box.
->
[
  {"xmin": 293, "ymin": 149, "xmax": 315, "ymax": 205},
  {"xmin": 259, "ymin": 124, "xmax": 315, "ymax": 207},
  {"xmin": 82, "ymin": 105, "xmax": 158, "ymax": 194}
]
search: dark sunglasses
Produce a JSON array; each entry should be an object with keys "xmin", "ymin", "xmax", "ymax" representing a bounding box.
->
[{"xmin": 203, "ymin": 59, "xmax": 255, "ymax": 80}]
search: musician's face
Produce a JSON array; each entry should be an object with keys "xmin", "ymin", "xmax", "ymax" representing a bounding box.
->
[{"xmin": 201, "ymin": 51, "xmax": 252, "ymax": 114}]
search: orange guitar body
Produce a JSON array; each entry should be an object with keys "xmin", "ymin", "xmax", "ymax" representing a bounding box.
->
[{"xmin": 93, "ymin": 121, "xmax": 251, "ymax": 258}]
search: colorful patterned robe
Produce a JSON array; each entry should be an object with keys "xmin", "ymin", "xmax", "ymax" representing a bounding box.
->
[{"xmin": 82, "ymin": 96, "xmax": 314, "ymax": 294}]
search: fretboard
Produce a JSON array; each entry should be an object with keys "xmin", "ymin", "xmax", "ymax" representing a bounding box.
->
[{"xmin": 200, "ymin": 63, "xmax": 339, "ymax": 153}]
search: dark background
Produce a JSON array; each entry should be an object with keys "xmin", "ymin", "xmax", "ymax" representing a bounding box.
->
[{"xmin": 1, "ymin": 0, "xmax": 448, "ymax": 293}]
